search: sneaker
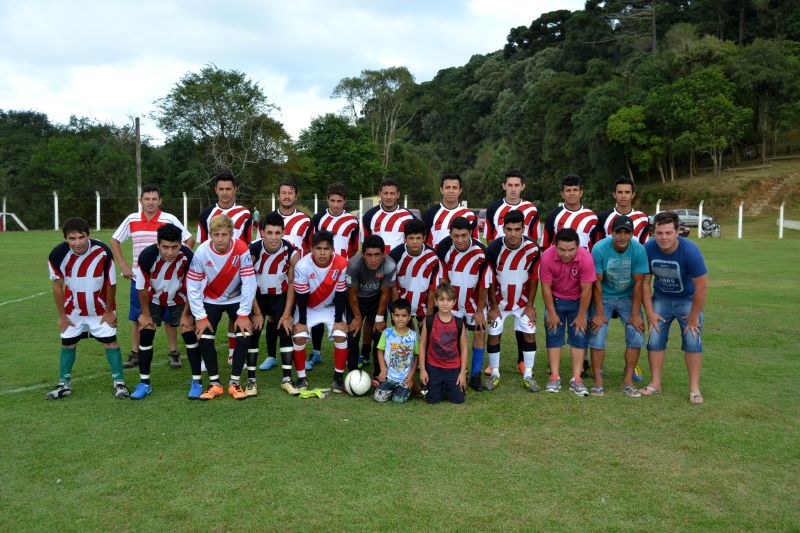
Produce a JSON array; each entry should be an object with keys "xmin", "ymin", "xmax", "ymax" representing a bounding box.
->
[
  {"xmin": 46, "ymin": 383, "xmax": 72, "ymax": 400},
  {"xmin": 580, "ymin": 360, "xmax": 589, "ymax": 379},
  {"xmin": 569, "ymin": 378, "xmax": 589, "ymax": 397},
  {"xmin": 188, "ymin": 381, "xmax": 203, "ymax": 400},
  {"xmin": 294, "ymin": 378, "xmax": 308, "ymax": 391},
  {"xmin": 523, "ymin": 376, "xmax": 539, "ymax": 393},
  {"xmin": 485, "ymin": 375, "xmax": 500, "ymax": 391},
  {"xmin": 517, "ymin": 361, "xmax": 525, "ymax": 374},
  {"xmin": 168, "ymin": 350, "xmax": 182, "ymax": 369},
  {"xmin": 545, "ymin": 377, "xmax": 561, "ymax": 393},
  {"xmin": 633, "ymin": 365, "xmax": 644, "ymax": 383},
  {"xmin": 332, "ymin": 378, "xmax": 346, "ymax": 394},
  {"xmin": 130, "ymin": 383, "xmax": 152, "ymax": 400},
  {"xmin": 258, "ymin": 356, "xmax": 278, "ymax": 371},
  {"xmin": 199, "ymin": 383, "xmax": 224, "ymax": 400},
  {"xmin": 122, "ymin": 351, "xmax": 138, "ymax": 369},
  {"xmin": 357, "ymin": 355, "xmax": 370, "ymax": 369},
  {"xmin": 280, "ymin": 379, "xmax": 301, "ymax": 396},
  {"xmin": 468, "ymin": 374, "xmax": 485, "ymax": 392},
  {"xmin": 228, "ymin": 382, "xmax": 248, "ymax": 400},
  {"xmin": 113, "ymin": 383, "xmax": 130, "ymax": 399},
  {"xmin": 245, "ymin": 379, "xmax": 258, "ymax": 397}
]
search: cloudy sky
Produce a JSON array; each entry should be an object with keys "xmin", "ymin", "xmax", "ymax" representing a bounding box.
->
[{"xmin": 0, "ymin": 0, "xmax": 584, "ymax": 142}]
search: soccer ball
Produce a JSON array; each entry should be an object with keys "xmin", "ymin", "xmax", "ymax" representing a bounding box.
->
[{"xmin": 344, "ymin": 370, "xmax": 371, "ymax": 396}]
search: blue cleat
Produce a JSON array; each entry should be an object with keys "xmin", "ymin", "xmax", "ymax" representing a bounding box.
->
[
  {"xmin": 310, "ymin": 351, "xmax": 323, "ymax": 365},
  {"xmin": 305, "ymin": 358, "xmax": 314, "ymax": 371},
  {"xmin": 130, "ymin": 383, "xmax": 152, "ymax": 400},
  {"xmin": 188, "ymin": 381, "xmax": 203, "ymax": 400},
  {"xmin": 258, "ymin": 356, "xmax": 278, "ymax": 371}
]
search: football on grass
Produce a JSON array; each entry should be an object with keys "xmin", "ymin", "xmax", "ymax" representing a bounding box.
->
[{"xmin": 344, "ymin": 370, "xmax": 371, "ymax": 396}]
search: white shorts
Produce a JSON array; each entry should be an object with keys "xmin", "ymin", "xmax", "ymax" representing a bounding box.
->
[
  {"xmin": 452, "ymin": 309, "xmax": 485, "ymax": 328},
  {"xmin": 61, "ymin": 315, "xmax": 117, "ymax": 340},
  {"xmin": 293, "ymin": 307, "xmax": 346, "ymax": 340},
  {"xmin": 487, "ymin": 307, "xmax": 536, "ymax": 336}
]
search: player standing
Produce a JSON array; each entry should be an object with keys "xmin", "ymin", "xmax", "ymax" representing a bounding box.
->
[
  {"xmin": 362, "ymin": 177, "xmax": 416, "ymax": 254},
  {"xmin": 422, "ymin": 173, "xmax": 477, "ymax": 248},
  {"xmin": 542, "ymin": 175, "xmax": 598, "ymax": 251},
  {"xmin": 594, "ymin": 176, "xmax": 649, "ymax": 245}
]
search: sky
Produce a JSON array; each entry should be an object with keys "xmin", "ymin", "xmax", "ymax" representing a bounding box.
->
[{"xmin": 0, "ymin": 0, "xmax": 584, "ymax": 143}]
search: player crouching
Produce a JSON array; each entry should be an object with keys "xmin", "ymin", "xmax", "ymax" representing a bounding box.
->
[
  {"xmin": 186, "ymin": 214, "xmax": 257, "ymax": 400},
  {"xmin": 47, "ymin": 217, "xmax": 129, "ymax": 399}
]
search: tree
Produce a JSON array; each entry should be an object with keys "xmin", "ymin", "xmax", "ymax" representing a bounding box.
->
[{"xmin": 153, "ymin": 64, "xmax": 291, "ymax": 179}]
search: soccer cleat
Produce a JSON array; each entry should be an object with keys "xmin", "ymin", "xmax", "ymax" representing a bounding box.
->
[
  {"xmin": 122, "ymin": 351, "xmax": 139, "ymax": 369},
  {"xmin": 280, "ymin": 379, "xmax": 301, "ymax": 396},
  {"xmin": 580, "ymin": 360, "xmax": 590, "ymax": 379},
  {"xmin": 331, "ymin": 378, "xmax": 346, "ymax": 394},
  {"xmin": 485, "ymin": 375, "xmax": 500, "ymax": 391},
  {"xmin": 168, "ymin": 350, "xmax": 182, "ymax": 369},
  {"xmin": 357, "ymin": 355, "xmax": 370, "ymax": 369},
  {"xmin": 310, "ymin": 351, "xmax": 323, "ymax": 366},
  {"xmin": 545, "ymin": 377, "xmax": 561, "ymax": 393},
  {"xmin": 258, "ymin": 356, "xmax": 278, "ymax": 371},
  {"xmin": 245, "ymin": 379, "xmax": 258, "ymax": 397},
  {"xmin": 517, "ymin": 361, "xmax": 525, "ymax": 374},
  {"xmin": 113, "ymin": 383, "xmax": 130, "ymax": 399},
  {"xmin": 228, "ymin": 382, "xmax": 248, "ymax": 400},
  {"xmin": 468, "ymin": 374, "xmax": 485, "ymax": 392},
  {"xmin": 569, "ymin": 378, "xmax": 589, "ymax": 397},
  {"xmin": 46, "ymin": 383, "xmax": 72, "ymax": 400},
  {"xmin": 130, "ymin": 383, "xmax": 152, "ymax": 400},
  {"xmin": 523, "ymin": 376, "xmax": 539, "ymax": 393},
  {"xmin": 187, "ymin": 381, "xmax": 203, "ymax": 400},
  {"xmin": 294, "ymin": 378, "xmax": 309, "ymax": 391},
  {"xmin": 633, "ymin": 365, "xmax": 644, "ymax": 383},
  {"xmin": 199, "ymin": 383, "xmax": 224, "ymax": 400}
]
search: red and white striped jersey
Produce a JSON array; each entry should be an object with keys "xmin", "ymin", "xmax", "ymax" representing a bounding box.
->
[
  {"xmin": 112, "ymin": 210, "xmax": 191, "ymax": 267},
  {"xmin": 389, "ymin": 244, "xmax": 443, "ymax": 317},
  {"xmin": 363, "ymin": 205, "xmax": 416, "ymax": 254},
  {"xmin": 311, "ymin": 209, "xmax": 359, "ymax": 259},
  {"xmin": 485, "ymin": 236, "xmax": 540, "ymax": 311},
  {"xmin": 422, "ymin": 203, "xmax": 478, "ymax": 247},
  {"xmin": 48, "ymin": 239, "xmax": 116, "ymax": 317},
  {"xmin": 276, "ymin": 209, "xmax": 312, "ymax": 255},
  {"xmin": 436, "ymin": 237, "xmax": 493, "ymax": 315},
  {"xmin": 249, "ymin": 238, "xmax": 298, "ymax": 295},
  {"xmin": 484, "ymin": 199, "xmax": 540, "ymax": 242},
  {"xmin": 197, "ymin": 203, "xmax": 252, "ymax": 245},
  {"xmin": 186, "ymin": 239, "xmax": 256, "ymax": 319},
  {"xmin": 293, "ymin": 253, "xmax": 348, "ymax": 310},
  {"xmin": 542, "ymin": 205, "xmax": 598, "ymax": 250},
  {"xmin": 135, "ymin": 244, "xmax": 193, "ymax": 307},
  {"xmin": 595, "ymin": 207, "xmax": 649, "ymax": 245}
]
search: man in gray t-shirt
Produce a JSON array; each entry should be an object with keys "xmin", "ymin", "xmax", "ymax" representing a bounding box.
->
[{"xmin": 346, "ymin": 235, "xmax": 397, "ymax": 373}]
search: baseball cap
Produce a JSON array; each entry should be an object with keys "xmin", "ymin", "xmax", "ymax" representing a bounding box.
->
[{"xmin": 612, "ymin": 215, "xmax": 634, "ymax": 232}]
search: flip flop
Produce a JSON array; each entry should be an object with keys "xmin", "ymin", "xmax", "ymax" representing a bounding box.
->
[
  {"xmin": 639, "ymin": 385, "xmax": 661, "ymax": 397},
  {"xmin": 590, "ymin": 387, "xmax": 605, "ymax": 397},
  {"xmin": 622, "ymin": 385, "xmax": 641, "ymax": 398},
  {"xmin": 689, "ymin": 392, "xmax": 704, "ymax": 404}
]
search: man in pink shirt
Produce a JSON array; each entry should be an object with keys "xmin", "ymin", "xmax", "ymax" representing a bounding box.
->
[{"xmin": 539, "ymin": 228, "xmax": 596, "ymax": 396}]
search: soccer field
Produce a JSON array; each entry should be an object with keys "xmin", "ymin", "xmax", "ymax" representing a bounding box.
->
[{"xmin": 1, "ymin": 230, "xmax": 798, "ymax": 531}]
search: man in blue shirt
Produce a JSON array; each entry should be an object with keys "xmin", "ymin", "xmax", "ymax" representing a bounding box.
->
[
  {"xmin": 641, "ymin": 211, "xmax": 708, "ymax": 404},
  {"xmin": 588, "ymin": 216, "xmax": 649, "ymax": 397}
]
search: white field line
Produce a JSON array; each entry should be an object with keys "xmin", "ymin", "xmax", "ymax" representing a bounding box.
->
[{"xmin": 0, "ymin": 291, "xmax": 49, "ymax": 307}]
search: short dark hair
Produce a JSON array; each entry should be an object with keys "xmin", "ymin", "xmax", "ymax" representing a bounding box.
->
[
  {"xmin": 440, "ymin": 173, "xmax": 462, "ymax": 187},
  {"xmin": 653, "ymin": 211, "xmax": 680, "ymax": 231},
  {"xmin": 278, "ymin": 181, "xmax": 298, "ymax": 194},
  {"xmin": 260, "ymin": 211, "xmax": 284, "ymax": 231},
  {"xmin": 614, "ymin": 176, "xmax": 635, "ymax": 192},
  {"xmin": 141, "ymin": 184, "xmax": 160, "ymax": 197},
  {"xmin": 214, "ymin": 173, "xmax": 236, "ymax": 186},
  {"xmin": 62, "ymin": 217, "xmax": 89, "ymax": 237},
  {"xmin": 561, "ymin": 175, "xmax": 582, "ymax": 190},
  {"xmin": 392, "ymin": 298, "xmax": 412, "ymax": 314},
  {"xmin": 504, "ymin": 170, "xmax": 524, "ymax": 182},
  {"xmin": 312, "ymin": 230, "xmax": 334, "ymax": 247},
  {"xmin": 327, "ymin": 183, "xmax": 346, "ymax": 198},
  {"xmin": 403, "ymin": 218, "xmax": 425, "ymax": 237},
  {"xmin": 156, "ymin": 223, "xmax": 181, "ymax": 243},
  {"xmin": 555, "ymin": 228, "xmax": 579, "ymax": 244},
  {"xmin": 450, "ymin": 216, "xmax": 471, "ymax": 232},
  {"xmin": 379, "ymin": 177, "xmax": 399, "ymax": 191},
  {"xmin": 361, "ymin": 235, "xmax": 385, "ymax": 254},
  {"xmin": 503, "ymin": 209, "xmax": 524, "ymax": 227}
]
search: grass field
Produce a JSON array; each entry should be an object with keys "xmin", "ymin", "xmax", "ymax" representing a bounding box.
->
[{"xmin": 1, "ymin": 229, "xmax": 798, "ymax": 531}]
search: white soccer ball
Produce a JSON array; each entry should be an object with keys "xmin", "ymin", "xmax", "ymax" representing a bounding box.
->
[{"xmin": 344, "ymin": 370, "xmax": 372, "ymax": 396}]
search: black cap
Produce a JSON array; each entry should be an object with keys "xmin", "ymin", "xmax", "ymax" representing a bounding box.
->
[{"xmin": 612, "ymin": 215, "xmax": 634, "ymax": 232}]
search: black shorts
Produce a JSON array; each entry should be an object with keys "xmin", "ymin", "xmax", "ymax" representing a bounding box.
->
[
  {"xmin": 425, "ymin": 364, "xmax": 465, "ymax": 405},
  {"xmin": 256, "ymin": 293, "xmax": 288, "ymax": 322},
  {"xmin": 148, "ymin": 302, "xmax": 185, "ymax": 328},
  {"xmin": 202, "ymin": 303, "xmax": 244, "ymax": 333},
  {"xmin": 346, "ymin": 295, "xmax": 380, "ymax": 323}
]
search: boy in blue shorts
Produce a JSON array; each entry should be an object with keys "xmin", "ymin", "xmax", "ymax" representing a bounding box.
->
[
  {"xmin": 374, "ymin": 298, "xmax": 418, "ymax": 403},
  {"xmin": 642, "ymin": 212, "xmax": 708, "ymax": 404}
]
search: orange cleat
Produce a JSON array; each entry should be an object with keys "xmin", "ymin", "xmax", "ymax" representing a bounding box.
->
[
  {"xmin": 199, "ymin": 383, "xmax": 224, "ymax": 401},
  {"xmin": 228, "ymin": 382, "xmax": 248, "ymax": 400}
]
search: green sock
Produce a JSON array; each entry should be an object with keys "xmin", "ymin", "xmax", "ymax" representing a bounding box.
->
[
  {"xmin": 105, "ymin": 347, "xmax": 124, "ymax": 382},
  {"xmin": 59, "ymin": 347, "xmax": 77, "ymax": 383}
]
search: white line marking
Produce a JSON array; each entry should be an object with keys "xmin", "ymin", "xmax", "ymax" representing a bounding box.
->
[{"xmin": 0, "ymin": 291, "xmax": 48, "ymax": 307}]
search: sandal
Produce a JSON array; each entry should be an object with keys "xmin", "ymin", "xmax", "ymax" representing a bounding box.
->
[
  {"xmin": 590, "ymin": 387, "xmax": 605, "ymax": 397},
  {"xmin": 689, "ymin": 392, "xmax": 704, "ymax": 404},
  {"xmin": 639, "ymin": 385, "xmax": 661, "ymax": 396},
  {"xmin": 622, "ymin": 385, "xmax": 641, "ymax": 398}
]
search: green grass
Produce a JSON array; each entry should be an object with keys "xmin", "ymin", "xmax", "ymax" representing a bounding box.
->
[{"xmin": 1, "ymin": 231, "xmax": 798, "ymax": 531}]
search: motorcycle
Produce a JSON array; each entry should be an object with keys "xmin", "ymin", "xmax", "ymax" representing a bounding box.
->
[{"xmin": 701, "ymin": 219, "xmax": 721, "ymax": 238}]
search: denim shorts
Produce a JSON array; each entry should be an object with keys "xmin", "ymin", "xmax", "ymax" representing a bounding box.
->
[
  {"xmin": 587, "ymin": 296, "xmax": 645, "ymax": 350},
  {"xmin": 544, "ymin": 297, "xmax": 588, "ymax": 349},
  {"xmin": 646, "ymin": 295, "xmax": 703, "ymax": 353}
]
